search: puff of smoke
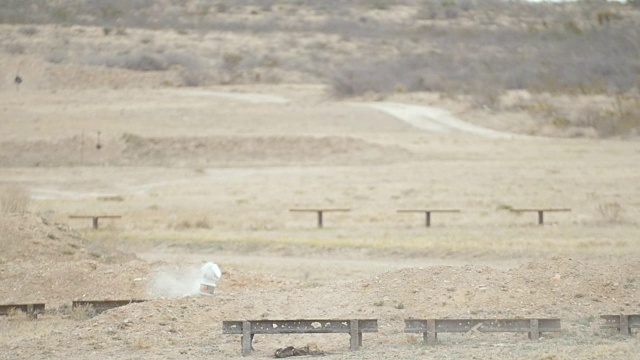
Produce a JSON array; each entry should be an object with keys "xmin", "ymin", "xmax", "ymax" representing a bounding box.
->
[{"xmin": 147, "ymin": 265, "xmax": 202, "ymax": 298}]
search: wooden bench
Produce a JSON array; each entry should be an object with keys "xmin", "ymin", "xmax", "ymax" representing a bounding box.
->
[
  {"xmin": 397, "ymin": 209, "xmax": 461, "ymax": 227},
  {"xmin": 69, "ymin": 215, "xmax": 122, "ymax": 229},
  {"xmin": 601, "ymin": 314, "xmax": 640, "ymax": 336},
  {"xmin": 72, "ymin": 299, "xmax": 146, "ymax": 314},
  {"xmin": 223, "ymin": 319, "xmax": 378, "ymax": 356},
  {"xmin": 289, "ymin": 209, "xmax": 350, "ymax": 228},
  {"xmin": 0, "ymin": 303, "xmax": 45, "ymax": 319},
  {"xmin": 405, "ymin": 318, "xmax": 561, "ymax": 345},
  {"xmin": 510, "ymin": 208, "xmax": 571, "ymax": 225}
]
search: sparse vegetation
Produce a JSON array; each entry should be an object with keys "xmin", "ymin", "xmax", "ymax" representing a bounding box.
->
[
  {"xmin": 596, "ymin": 202, "xmax": 624, "ymax": 223},
  {"xmin": 71, "ymin": 304, "xmax": 95, "ymax": 320},
  {"xmin": 0, "ymin": 185, "xmax": 30, "ymax": 214}
]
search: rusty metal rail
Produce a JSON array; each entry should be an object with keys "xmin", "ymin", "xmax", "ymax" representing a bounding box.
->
[
  {"xmin": 405, "ymin": 318, "xmax": 561, "ymax": 345},
  {"xmin": 601, "ymin": 314, "xmax": 640, "ymax": 336},
  {"xmin": 69, "ymin": 215, "xmax": 122, "ymax": 229},
  {"xmin": 72, "ymin": 300, "xmax": 146, "ymax": 314},
  {"xmin": 223, "ymin": 319, "xmax": 378, "ymax": 356},
  {"xmin": 397, "ymin": 209, "xmax": 461, "ymax": 227},
  {"xmin": 0, "ymin": 303, "xmax": 45, "ymax": 319},
  {"xmin": 289, "ymin": 209, "xmax": 350, "ymax": 228},
  {"xmin": 510, "ymin": 208, "xmax": 571, "ymax": 225}
]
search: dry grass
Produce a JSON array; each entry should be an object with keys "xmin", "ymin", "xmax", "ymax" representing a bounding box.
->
[
  {"xmin": 596, "ymin": 202, "xmax": 624, "ymax": 223},
  {"xmin": 0, "ymin": 185, "xmax": 29, "ymax": 214},
  {"xmin": 0, "ymin": 316, "xmax": 73, "ymax": 346},
  {"xmin": 71, "ymin": 305, "xmax": 95, "ymax": 321}
]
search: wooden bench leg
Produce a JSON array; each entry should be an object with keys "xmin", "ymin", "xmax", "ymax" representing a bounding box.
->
[
  {"xmin": 350, "ymin": 319, "xmax": 361, "ymax": 350},
  {"xmin": 538, "ymin": 211, "xmax": 544, "ymax": 225},
  {"xmin": 425, "ymin": 212, "xmax": 431, "ymax": 227},
  {"xmin": 92, "ymin": 217, "xmax": 99, "ymax": 230},
  {"xmin": 241, "ymin": 321, "xmax": 253, "ymax": 356},
  {"xmin": 317, "ymin": 211, "xmax": 323, "ymax": 228},
  {"xmin": 26, "ymin": 304, "xmax": 37, "ymax": 320},
  {"xmin": 529, "ymin": 319, "xmax": 539, "ymax": 340},
  {"xmin": 425, "ymin": 319, "xmax": 437, "ymax": 345},
  {"xmin": 620, "ymin": 315, "xmax": 629, "ymax": 336}
]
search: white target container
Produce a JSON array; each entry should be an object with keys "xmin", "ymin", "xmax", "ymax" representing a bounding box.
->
[{"xmin": 200, "ymin": 262, "xmax": 222, "ymax": 296}]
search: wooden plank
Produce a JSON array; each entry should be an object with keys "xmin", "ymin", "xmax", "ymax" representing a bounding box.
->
[
  {"xmin": 224, "ymin": 319, "xmax": 377, "ymax": 356},
  {"xmin": 69, "ymin": 215, "xmax": 122, "ymax": 229},
  {"xmin": 0, "ymin": 303, "xmax": 45, "ymax": 318},
  {"xmin": 397, "ymin": 210, "xmax": 461, "ymax": 213},
  {"xmin": 289, "ymin": 209, "xmax": 350, "ymax": 212},
  {"xmin": 397, "ymin": 209, "xmax": 461, "ymax": 227},
  {"xmin": 223, "ymin": 319, "xmax": 377, "ymax": 334},
  {"xmin": 405, "ymin": 318, "xmax": 561, "ymax": 343},
  {"xmin": 289, "ymin": 209, "xmax": 351, "ymax": 228},
  {"xmin": 510, "ymin": 209, "xmax": 571, "ymax": 212},
  {"xmin": 69, "ymin": 215, "xmax": 122, "ymax": 219},
  {"xmin": 602, "ymin": 315, "xmax": 640, "ymax": 335}
]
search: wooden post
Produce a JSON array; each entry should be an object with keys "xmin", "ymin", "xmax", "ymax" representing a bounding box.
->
[
  {"xmin": 241, "ymin": 321, "xmax": 252, "ymax": 356},
  {"xmin": 510, "ymin": 209, "xmax": 570, "ymax": 225},
  {"xmin": 529, "ymin": 319, "xmax": 539, "ymax": 340},
  {"xmin": 620, "ymin": 315, "xmax": 629, "ymax": 336},
  {"xmin": 92, "ymin": 217, "xmax": 99, "ymax": 229},
  {"xmin": 290, "ymin": 209, "xmax": 350, "ymax": 229},
  {"xmin": 349, "ymin": 319, "xmax": 361, "ymax": 350},
  {"xmin": 426, "ymin": 319, "xmax": 437, "ymax": 345},
  {"xmin": 397, "ymin": 209, "xmax": 460, "ymax": 228}
]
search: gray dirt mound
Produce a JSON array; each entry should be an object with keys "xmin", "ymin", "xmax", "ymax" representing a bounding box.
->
[
  {"xmin": 0, "ymin": 259, "xmax": 150, "ymax": 307},
  {"xmin": 0, "ymin": 213, "xmax": 144, "ymax": 307},
  {"xmin": 6, "ymin": 258, "xmax": 639, "ymax": 360},
  {"xmin": 0, "ymin": 213, "xmax": 93, "ymax": 263},
  {"xmin": 119, "ymin": 134, "xmax": 413, "ymax": 167},
  {"xmin": 0, "ymin": 136, "xmax": 92, "ymax": 167},
  {"xmin": 0, "ymin": 213, "xmax": 134, "ymax": 263},
  {"xmin": 358, "ymin": 257, "xmax": 640, "ymax": 320},
  {"xmin": 0, "ymin": 134, "xmax": 413, "ymax": 167}
]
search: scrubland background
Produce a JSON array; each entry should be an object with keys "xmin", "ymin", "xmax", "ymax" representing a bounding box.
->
[{"xmin": 0, "ymin": 1, "xmax": 639, "ymax": 359}]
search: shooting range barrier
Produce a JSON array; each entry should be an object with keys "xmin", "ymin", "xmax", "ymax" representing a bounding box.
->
[
  {"xmin": 289, "ymin": 209, "xmax": 350, "ymax": 228},
  {"xmin": 223, "ymin": 319, "xmax": 378, "ymax": 356},
  {"xmin": 404, "ymin": 318, "xmax": 562, "ymax": 345},
  {"xmin": 601, "ymin": 314, "xmax": 639, "ymax": 336},
  {"xmin": 510, "ymin": 208, "xmax": 571, "ymax": 225},
  {"xmin": 397, "ymin": 209, "xmax": 461, "ymax": 227},
  {"xmin": 0, "ymin": 303, "xmax": 45, "ymax": 319},
  {"xmin": 69, "ymin": 215, "xmax": 122, "ymax": 229}
]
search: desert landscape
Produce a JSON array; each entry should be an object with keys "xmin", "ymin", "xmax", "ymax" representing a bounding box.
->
[{"xmin": 1, "ymin": 1, "xmax": 639, "ymax": 359}]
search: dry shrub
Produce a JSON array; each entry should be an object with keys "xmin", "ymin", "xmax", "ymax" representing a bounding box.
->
[
  {"xmin": 596, "ymin": 202, "xmax": 624, "ymax": 223},
  {"xmin": 6, "ymin": 308, "xmax": 28, "ymax": 322},
  {"xmin": 0, "ymin": 185, "xmax": 30, "ymax": 214},
  {"xmin": 575, "ymin": 95, "xmax": 640, "ymax": 137},
  {"xmin": 71, "ymin": 305, "xmax": 95, "ymax": 320}
]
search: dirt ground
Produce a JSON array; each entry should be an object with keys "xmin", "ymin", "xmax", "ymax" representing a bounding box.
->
[{"xmin": 1, "ymin": 26, "xmax": 640, "ymax": 359}]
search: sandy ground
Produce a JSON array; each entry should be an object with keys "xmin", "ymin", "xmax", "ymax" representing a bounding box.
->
[{"xmin": 0, "ymin": 81, "xmax": 639, "ymax": 360}]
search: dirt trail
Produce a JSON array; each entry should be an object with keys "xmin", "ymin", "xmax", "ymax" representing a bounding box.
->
[
  {"xmin": 161, "ymin": 89, "xmax": 521, "ymax": 139},
  {"xmin": 358, "ymin": 102, "xmax": 522, "ymax": 139}
]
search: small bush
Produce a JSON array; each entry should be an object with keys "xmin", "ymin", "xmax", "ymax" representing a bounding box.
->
[
  {"xmin": 17, "ymin": 26, "xmax": 38, "ymax": 36},
  {"xmin": 5, "ymin": 43, "xmax": 25, "ymax": 55},
  {"xmin": 46, "ymin": 49, "xmax": 67, "ymax": 64},
  {"xmin": 0, "ymin": 185, "xmax": 30, "ymax": 214},
  {"xmin": 71, "ymin": 305, "xmax": 95, "ymax": 320},
  {"xmin": 596, "ymin": 202, "xmax": 624, "ymax": 223},
  {"xmin": 86, "ymin": 52, "xmax": 169, "ymax": 71}
]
